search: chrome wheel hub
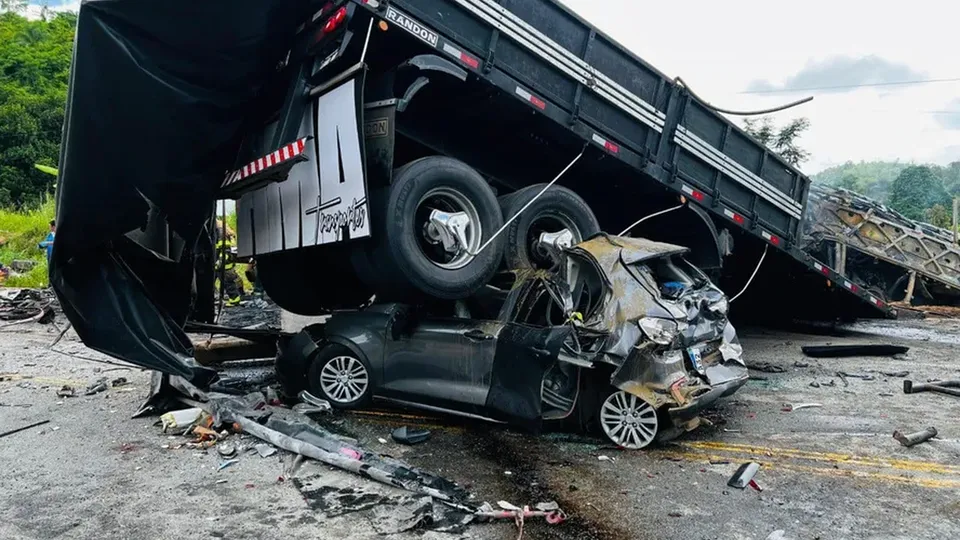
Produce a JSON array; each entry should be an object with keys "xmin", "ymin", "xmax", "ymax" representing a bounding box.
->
[
  {"xmin": 600, "ymin": 391, "xmax": 658, "ymax": 449},
  {"xmin": 319, "ymin": 355, "xmax": 369, "ymax": 404}
]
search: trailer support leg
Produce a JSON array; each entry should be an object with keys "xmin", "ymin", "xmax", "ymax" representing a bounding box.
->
[{"xmin": 904, "ymin": 271, "xmax": 917, "ymax": 304}]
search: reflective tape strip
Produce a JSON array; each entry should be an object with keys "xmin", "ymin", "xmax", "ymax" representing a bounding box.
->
[
  {"xmin": 681, "ymin": 184, "xmax": 705, "ymax": 202},
  {"xmin": 592, "ymin": 133, "xmax": 619, "ymax": 153},
  {"xmin": 723, "ymin": 208, "xmax": 745, "ymax": 225},
  {"xmin": 451, "ymin": 0, "xmax": 665, "ymax": 133},
  {"xmin": 761, "ymin": 230, "xmax": 781, "ymax": 246},
  {"xmin": 813, "ymin": 262, "xmax": 830, "ymax": 275},
  {"xmin": 223, "ymin": 137, "xmax": 309, "ymax": 188},
  {"xmin": 870, "ymin": 295, "xmax": 882, "ymax": 307},
  {"xmin": 675, "ymin": 127, "xmax": 803, "ymax": 220},
  {"xmin": 844, "ymin": 280, "xmax": 858, "ymax": 292},
  {"xmin": 515, "ymin": 86, "xmax": 546, "ymax": 110},
  {"xmin": 442, "ymin": 42, "xmax": 479, "ymax": 68}
]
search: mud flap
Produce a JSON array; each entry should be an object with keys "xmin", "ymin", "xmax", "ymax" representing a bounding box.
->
[
  {"xmin": 238, "ymin": 68, "xmax": 372, "ymax": 257},
  {"xmin": 484, "ymin": 325, "xmax": 572, "ymax": 428}
]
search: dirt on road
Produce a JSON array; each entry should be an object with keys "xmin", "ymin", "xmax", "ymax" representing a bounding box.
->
[{"xmin": 2, "ymin": 315, "xmax": 959, "ymax": 540}]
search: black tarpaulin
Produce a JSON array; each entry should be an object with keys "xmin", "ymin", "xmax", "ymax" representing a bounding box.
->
[{"xmin": 52, "ymin": 0, "xmax": 312, "ymax": 381}]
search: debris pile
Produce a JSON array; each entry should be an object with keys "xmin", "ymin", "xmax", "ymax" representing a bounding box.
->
[
  {"xmin": 0, "ymin": 288, "xmax": 57, "ymax": 325},
  {"xmin": 144, "ymin": 375, "xmax": 566, "ymax": 537}
]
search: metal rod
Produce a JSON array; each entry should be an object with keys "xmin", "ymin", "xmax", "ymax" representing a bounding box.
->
[
  {"xmin": 307, "ymin": 62, "xmax": 364, "ymax": 98},
  {"xmin": 360, "ymin": 18, "xmax": 374, "ymax": 65},
  {"xmin": 0, "ymin": 420, "xmax": 50, "ymax": 439},
  {"xmin": 465, "ymin": 148, "xmax": 585, "ymax": 257}
]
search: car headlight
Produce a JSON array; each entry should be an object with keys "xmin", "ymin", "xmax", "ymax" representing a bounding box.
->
[{"xmin": 638, "ymin": 317, "xmax": 685, "ymax": 346}]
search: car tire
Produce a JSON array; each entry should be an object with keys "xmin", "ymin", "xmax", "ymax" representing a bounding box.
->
[
  {"xmin": 595, "ymin": 387, "xmax": 659, "ymax": 449},
  {"xmin": 257, "ymin": 245, "xmax": 373, "ymax": 316},
  {"xmin": 307, "ymin": 343, "xmax": 373, "ymax": 409},
  {"xmin": 498, "ymin": 184, "xmax": 600, "ymax": 270},
  {"xmin": 366, "ymin": 156, "xmax": 504, "ymax": 300}
]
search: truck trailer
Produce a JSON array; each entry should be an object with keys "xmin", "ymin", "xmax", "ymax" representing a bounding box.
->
[{"xmin": 52, "ymin": 0, "xmax": 893, "ymax": 384}]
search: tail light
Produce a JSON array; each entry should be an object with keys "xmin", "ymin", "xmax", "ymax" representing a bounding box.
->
[{"xmin": 322, "ymin": 6, "xmax": 348, "ymax": 34}]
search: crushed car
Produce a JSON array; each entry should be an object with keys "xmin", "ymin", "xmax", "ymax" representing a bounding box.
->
[{"xmin": 277, "ymin": 234, "xmax": 748, "ymax": 449}]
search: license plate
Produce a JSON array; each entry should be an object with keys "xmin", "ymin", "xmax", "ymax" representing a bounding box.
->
[{"xmin": 687, "ymin": 346, "xmax": 704, "ymax": 373}]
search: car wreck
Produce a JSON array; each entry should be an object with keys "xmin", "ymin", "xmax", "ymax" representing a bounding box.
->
[{"xmin": 278, "ymin": 234, "xmax": 747, "ymax": 449}]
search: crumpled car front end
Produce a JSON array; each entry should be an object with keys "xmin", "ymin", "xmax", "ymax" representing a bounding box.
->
[{"xmin": 565, "ymin": 235, "xmax": 748, "ymax": 442}]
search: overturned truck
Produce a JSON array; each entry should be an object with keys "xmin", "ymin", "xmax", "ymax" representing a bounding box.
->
[{"xmin": 53, "ymin": 0, "xmax": 891, "ymax": 439}]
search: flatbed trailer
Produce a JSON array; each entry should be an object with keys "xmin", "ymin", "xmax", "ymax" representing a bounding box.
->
[{"xmin": 225, "ymin": 0, "xmax": 892, "ymax": 316}]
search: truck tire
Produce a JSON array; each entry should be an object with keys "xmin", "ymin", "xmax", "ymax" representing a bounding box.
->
[
  {"xmin": 499, "ymin": 184, "xmax": 600, "ymax": 270},
  {"xmin": 365, "ymin": 156, "xmax": 504, "ymax": 300},
  {"xmin": 257, "ymin": 245, "xmax": 373, "ymax": 315}
]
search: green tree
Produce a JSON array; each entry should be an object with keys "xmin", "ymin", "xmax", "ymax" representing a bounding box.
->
[
  {"xmin": 742, "ymin": 116, "xmax": 811, "ymax": 166},
  {"xmin": 0, "ymin": 11, "xmax": 76, "ymax": 207},
  {"xmin": 925, "ymin": 204, "xmax": 952, "ymax": 229},
  {"xmin": 887, "ymin": 166, "xmax": 950, "ymax": 221}
]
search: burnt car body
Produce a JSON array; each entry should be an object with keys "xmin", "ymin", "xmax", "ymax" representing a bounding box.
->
[{"xmin": 278, "ymin": 235, "xmax": 748, "ymax": 449}]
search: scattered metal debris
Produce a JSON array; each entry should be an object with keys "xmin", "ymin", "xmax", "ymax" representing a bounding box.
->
[
  {"xmin": 0, "ymin": 419, "xmax": 50, "ymax": 439},
  {"xmin": 903, "ymin": 380, "xmax": 960, "ymax": 398},
  {"xmin": 728, "ymin": 462, "xmax": 761, "ymax": 489},
  {"xmin": 783, "ymin": 403, "xmax": 823, "ymax": 412},
  {"xmin": 254, "ymin": 443, "xmax": 277, "ymax": 458},
  {"xmin": 217, "ymin": 441, "xmax": 238, "ymax": 458},
  {"xmin": 57, "ymin": 385, "xmax": 76, "ymax": 398},
  {"xmin": 750, "ymin": 363, "xmax": 786, "ymax": 373},
  {"xmin": 881, "ymin": 371, "xmax": 910, "ymax": 378},
  {"xmin": 391, "ymin": 426, "xmax": 431, "ymax": 445},
  {"xmin": 793, "ymin": 361, "xmax": 810, "ymax": 368},
  {"xmin": 809, "ymin": 381, "xmax": 821, "ymax": 388},
  {"xmin": 0, "ymin": 288, "xmax": 57, "ymax": 325},
  {"xmin": 217, "ymin": 459, "xmax": 240, "ymax": 471},
  {"xmin": 84, "ymin": 378, "xmax": 108, "ymax": 395},
  {"xmin": 111, "ymin": 377, "xmax": 129, "ymax": 387},
  {"xmin": 837, "ymin": 371, "xmax": 875, "ymax": 381},
  {"xmin": 893, "ymin": 427, "xmax": 938, "ymax": 447},
  {"xmin": 801, "ymin": 345, "xmax": 909, "ymax": 358}
]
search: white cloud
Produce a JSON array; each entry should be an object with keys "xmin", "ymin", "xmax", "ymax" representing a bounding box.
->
[{"xmin": 560, "ymin": 0, "xmax": 960, "ymax": 173}]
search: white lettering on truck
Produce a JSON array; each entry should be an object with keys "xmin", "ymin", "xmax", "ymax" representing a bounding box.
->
[{"xmin": 385, "ymin": 7, "xmax": 439, "ymax": 47}]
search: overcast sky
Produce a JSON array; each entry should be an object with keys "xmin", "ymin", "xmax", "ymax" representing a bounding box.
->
[
  {"xmin": 28, "ymin": 0, "xmax": 960, "ymax": 174},
  {"xmin": 561, "ymin": 0, "xmax": 960, "ymax": 173}
]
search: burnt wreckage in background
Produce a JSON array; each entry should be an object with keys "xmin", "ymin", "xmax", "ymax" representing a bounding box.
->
[{"xmin": 278, "ymin": 235, "xmax": 747, "ymax": 449}]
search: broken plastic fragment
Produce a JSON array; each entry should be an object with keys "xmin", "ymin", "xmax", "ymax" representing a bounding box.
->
[
  {"xmin": 783, "ymin": 403, "xmax": 823, "ymax": 412},
  {"xmin": 255, "ymin": 443, "xmax": 277, "ymax": 458},
  {"xmin": 217, "ymin": 459, "xmax": 239, "ymax": 471},
  {"xmin": 391, "ymin": 426, "xmax": 431, "ymax": 445},
  {"xmin": 727, "ymin": 462, "xmax": 760, "ymax": 489},
  {"xmin": 160, "ymin": 408, "xmax": 202, "ymax": 432}
]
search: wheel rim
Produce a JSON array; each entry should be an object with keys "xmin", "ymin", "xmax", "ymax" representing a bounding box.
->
[
  {"xmin": 600, "ymin": 391, "xmax": 658, "ymax": 449},
  {"xmin": 416, "ymin": 187, "xmax": 482, "ymax": 270},
  {"xmin": 319, "ymin": 355, "xmax": 369, "ymax": 404},
  {"xmin": 528, "ymin": 213, "xmax": 580, "ymax": 268}
]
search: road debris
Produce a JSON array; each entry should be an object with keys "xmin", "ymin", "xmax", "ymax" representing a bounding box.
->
[
  {"xmin": 837, "ymin": 371, "xmax": 875, "ymax": 381},
  {"xmin": 893, "ymin": 427, "xmax": 938, "ymax": 447},
  {"xmin": 749, "ymin": 362, "xmax": 786, "ymax": 373},
  {"xmin": 597, "ymin": 455, "xmax": 616, "ymax": 462},
  {"xmin": 217, "ymin": 441, "xmax": 238, "ymax": 458},
  {"xmin": 0, "ymin": 419, "xmax": 50, "ymax": 439},
  {"xmin": 881, "ymin": 370, "xmax": 910, "ymax": 378},
  {"xmin": 254, "ymin": 443, "xmax": 277, "ymax": 458},
  {"xmin": 782, "ymin": 403, "xmax": 823, "ymax": 412},
  {"xmin": 160, "ymin": 408, "xmax": 204, "ymax": 433},
  {"xmin": 809, "ymin": 381, "xmax": 820, "ymax": 388},
  {"xmin": 793, "ymin": 361, "xmax": 810, "ymax": 368},
  {"xmin": 111, "ymin": 377, "xmax": 129, "ymax": 387},
  {"xmin": 728, "ymin": 462, "xmax": 761, "ymax": 490},
  {"xmin": 802, "ymin": 344, "xmax": 909, "ymax": 358},
  {"xmin": 217, "ymin": 459, "xmax": 240, "ymax": 471},
  {"xmin": 391, "ymin": 426, "xmax": 431, "ymax": 445},
  {"xmin": 0, "ymin": 288, "xmax": 56, "ymax": 325},
  {"xmin": 903, "ymin": 380, "xmax": 960, "ymax": 398},
  {"xmin": 57, "ymin": 385, "xmax": 76, "ymax": 398},
  {"xmin": 84, "ymin": 378, "xmax": 108, "ymax": 395}
]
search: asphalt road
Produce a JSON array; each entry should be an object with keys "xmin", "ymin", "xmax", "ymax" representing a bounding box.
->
[{"xmin": 2, "ymin": 315, "xmax": 959, "ymax": 540}]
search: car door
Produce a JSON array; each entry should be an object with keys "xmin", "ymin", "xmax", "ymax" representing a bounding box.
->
[{"xmin": 380, "ymin": 316, "xmax": 503, "ymax": 412}]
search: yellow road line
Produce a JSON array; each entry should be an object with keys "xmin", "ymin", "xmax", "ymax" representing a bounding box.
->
[
  {"xmin": 656, "ymin": 450, "xmax": 960, "ymax": 489},
  {"xmin": 683, "ymin": 441, "xmax": 960, "ymax": 476}
]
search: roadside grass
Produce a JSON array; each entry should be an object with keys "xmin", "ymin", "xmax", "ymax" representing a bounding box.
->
[{"xmin": 0, "ymin": 199, "xmax": 55, "ymax": 288}]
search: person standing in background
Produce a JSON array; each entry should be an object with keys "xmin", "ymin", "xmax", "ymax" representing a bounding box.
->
[{"xmin": 38, "ymin": 220, "xmax": 56, "ymax": 264}]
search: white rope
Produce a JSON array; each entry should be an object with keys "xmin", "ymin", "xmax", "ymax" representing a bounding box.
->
[
  {"xmin": 729, "ymin": 244, "xmax": 768, "ymax": 303},
  {"xmin": 466, "ymin": 148, "xmax": 585, "ymax": 256},
  {"xmin": 618, "ymin": 204, "xmax": 686, "ymax": 236}
]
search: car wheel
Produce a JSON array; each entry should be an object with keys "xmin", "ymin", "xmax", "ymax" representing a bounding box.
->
[
  {"xmin": 366, "ymin": 156, "xmax": 504, "ymax": 300},
  {"xmin": 258, "ymin": 245, "xmax": 373, "ymax": 315},
  {"xmin": 598, "ymin": 389, "xmax": 659, "ymax": 449},
  {"xmin": 307, "ymin": 344, "xmax": 373, "ymax": 409},
  {"xmin": 499, "ymin": 184, "xmax": 599, "ymax": 270}
]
